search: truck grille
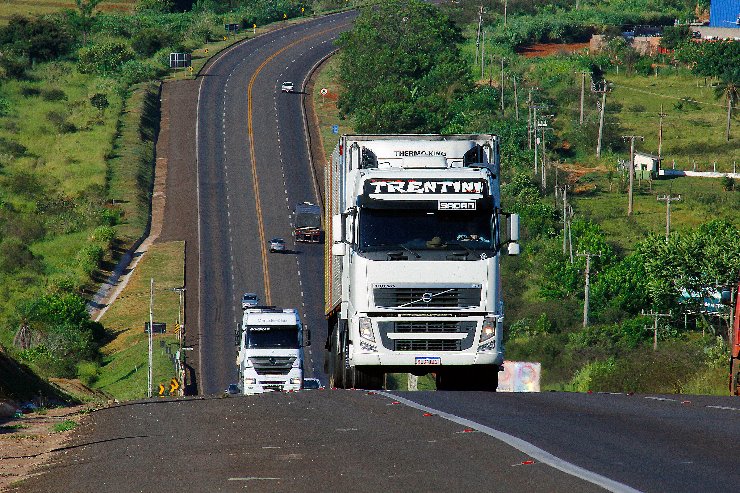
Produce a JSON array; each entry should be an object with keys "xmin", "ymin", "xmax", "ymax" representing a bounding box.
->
[
  {"xmin": 374, "ymin": 287, "xmax": 481, "ymax": 309},
  {"xmin": 394, "ymin": 339, "xmax": 462, "ymax": 351},
  {"xmin": 249, "ymin": 356, "xmax": 295, "ymax": 376},
  {"xmin": 377, "ymin": 320, "xmax": 476, "ymax": 352},
  {"xmin": 391, "ymin": 320, "xmax": 472, "ymax": 333}
]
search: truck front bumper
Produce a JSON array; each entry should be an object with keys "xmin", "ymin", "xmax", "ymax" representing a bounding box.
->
[{"xmin": 351, "ymin": 350, "xmax": 503, "ymax": 367}]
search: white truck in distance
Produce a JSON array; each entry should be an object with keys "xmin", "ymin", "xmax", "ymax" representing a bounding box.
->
[
  {"xmin": 236, "ymin": 307, "xmax": 310, "ymax": 394},
  {"xmin": 325, "ymin": 134, "xmax": 519, "ymax": 391}
]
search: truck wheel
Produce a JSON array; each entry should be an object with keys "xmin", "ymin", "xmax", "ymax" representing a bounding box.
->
[
  {"xmin": 355, "ymin": 366, "xmax": 383, "ymax": 390},
  {"xmin": 331, "ymin": 325, "xmax": 343, "ymax": 389},
  {"xmin": 435, "ymin": 369, "xmax": 457, "ymax": 391},
  {"xmin": 474, "ymin": 365, "xmax": 499, "ymax": 392},
  {"xmin": 341, "ymin": 328, "xmax": 353, "ymax": 389}
]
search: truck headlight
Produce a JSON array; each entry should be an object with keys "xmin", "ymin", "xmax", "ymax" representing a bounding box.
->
[
  {"xmin": 480, "ymin": 316, "xmax": 496, "ymax": 342},
  {"xmin": 359, "ymin": 317, "xmax": 375, "ymax": 342},
  {"xmin": 290, "ymin": 377, "xmax": 301, "ymax": 385},
  {"xmin": 245, "ymin": 378, "xmax": 257, "ymax": 385}
]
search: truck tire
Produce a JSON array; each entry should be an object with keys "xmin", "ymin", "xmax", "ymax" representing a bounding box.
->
[
  {"xmin": 474, "ymin": 365, "xmax": 499, "ymax": 392},
  {"xmin": 354, "ymin": 366, "xmax": 383, "ymax": 390},
  {"xmin": 330, "ymin": 324, "xmax": 343, "ymax": 389},
  {"xmin": 341, "ymin": 328, "xmax": 353, "ymax": 389}
]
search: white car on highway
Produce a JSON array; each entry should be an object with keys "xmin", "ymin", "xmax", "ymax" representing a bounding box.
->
[
  {"xmin": 269, "ymin": 238, "xmax": 287, "ymax": 253},
  {"xmin": 281, "ymin": 81, "xmax": 294, "ymax": 93}
]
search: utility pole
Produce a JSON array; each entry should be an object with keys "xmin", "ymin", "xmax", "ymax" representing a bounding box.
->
[
  {"xmin": 503, "ymin": 0, "xmax": 507, "ymax": 26},
  {"xmin": 148, "ymin": 278, "xmax": 154, "ymax": 398},
  {"xmin": 594, "ymin": 80, "xmax": 609, "ymax": 158},
  {"xmin": 642, "ymin": 309, "xmax": 671, "ymax": 350},
  {"xmin": 530, "ymin": 103, "xmax": 546, "ymax": 175},
  {"xmin": 622, "ymin": 135, "xmax": 644, "ymax": 216},
  {"xmin": 657, "ymin": 104, "xmax": 667, "ymax": 159},
  {"xmin": 513, "ymin": 76, "xmax": 519, "ymax": 120},
  {"xmin": 577, "ymin": 251, "xmax": 602, "ymax": 327},
  {"xmin": 500, "ymin": 57, "xmax": 505, "ymax": 113},
  {"xmin": 480, "ymin": 31, "xmax": 486, "ymax": 79},
  {"xmin": 527, "ymin": 89, "xmax": 533, "ymax": 149},
  {"xmin": 475, "ymin": 5, "xmax": 483, "ymax": 65},
  {"xmin": 539, "ymin": 121, "xmax": 553, "ymax": 190},
  {"xmin": 657, "ymin": 193, "xmax": 681, "ymax": 240},
  {"xmin": 557, "ymin": 185, "xmax": 569, "ymax": 255},
  {"xmin": 578, "ymin": 71, "xmax": 588, "ymax": 125}
]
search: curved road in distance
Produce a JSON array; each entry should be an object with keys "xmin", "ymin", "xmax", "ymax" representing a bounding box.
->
[{"xmin": 196, "ymin": 12, "xmax": 354, "ymax": 395}]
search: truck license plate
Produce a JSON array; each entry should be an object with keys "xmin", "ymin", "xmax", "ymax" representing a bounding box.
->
[{"xmin": 415, "ymin": 356, "xmax": 441, "ymax": 365}]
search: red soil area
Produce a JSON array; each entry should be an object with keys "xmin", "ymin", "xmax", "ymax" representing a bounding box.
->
[{"xmin": 516, "ymin": 42, "xmax": 589, "ymax": 58}]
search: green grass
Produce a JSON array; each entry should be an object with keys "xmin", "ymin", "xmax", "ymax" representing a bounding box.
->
[
  {"xmin": 571, "ymin": 174, "xmax": 740, "ymax": 254},
  {"xmin": 1, "ymin": 63, "xmax": 122, "ymax": 196},
  {"xmin": 608, "ymin": 71, "xmax": 739, "ymax": 170},
  {"xmin": 95, "ymin": 241, "xmax": 184, "ymax": 400},
  {"xmin": 312, "ymin": 55, "xmax": 352, "ymax": 162},
  {"xmin": 0, "ymin": 1, "xmax": 135, "ymax": 24},
  {"xmin": 51, "ymin": 420, "xmax": 77, "ymax": 433}
]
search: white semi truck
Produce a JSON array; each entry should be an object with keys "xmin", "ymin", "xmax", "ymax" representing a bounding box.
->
[
  {"xmin": 324, "ymin": 134, "xmax": 519, "ymax": 390},
  {"xmin": 236, "ymin": 307, "xmax": 310, "ymax": 394}
]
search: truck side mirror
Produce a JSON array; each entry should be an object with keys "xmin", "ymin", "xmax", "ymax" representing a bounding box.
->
[
  {"xmin": 332, "ymin": 243, "xmax": 346, "ymax": 256},
  {"xmin": 332, "ymin": 214, "xmax": 346, "ymax": 256},
  {"xmin": 303, "ymin": 329, "xmax": 311, "ymax": 347},
  {"xmin": 235, "ymin": 322, "xmax": 242, "ymax": 347},
  {"xmin": 508, "ymin": 213, "xmax": 520, "ymax": 256}
]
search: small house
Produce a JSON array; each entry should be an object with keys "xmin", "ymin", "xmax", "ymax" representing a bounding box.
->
[{"xmin": 634, "ymin": 151, "xmax": 662, "ymax": 178}]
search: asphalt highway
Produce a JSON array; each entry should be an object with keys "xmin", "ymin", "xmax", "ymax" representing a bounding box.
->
[{"xmin": 195, "ymin": 12, "xmax": 354, "ymax": 395}]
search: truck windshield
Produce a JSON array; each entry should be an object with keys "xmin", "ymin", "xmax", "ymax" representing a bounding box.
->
[
  {"xmin": 246, "ymin": 325, "xmax": 300, "ymax": 349},
  {"xmin": 295, "ymin": 213, "xmax": 321, "ymax": 229},
  {"xmin": 358, "ymin": 209, "xmax": 495, "ymax": 252}
]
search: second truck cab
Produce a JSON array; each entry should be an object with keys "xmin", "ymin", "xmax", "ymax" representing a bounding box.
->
[{"xmin": 236, "ymin": 308, "xmax": 309, "ymax": 394}]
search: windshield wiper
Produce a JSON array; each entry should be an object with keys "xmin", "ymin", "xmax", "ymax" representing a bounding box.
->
[
  {"xmin": 446, "ymin": 242, "xmax": 473, "ymax": 257},
  {"xmin": 376, "ymin": 243, "xmax": 421, "ymax": 258}
]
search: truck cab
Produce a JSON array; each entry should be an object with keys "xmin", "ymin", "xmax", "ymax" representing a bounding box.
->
[
  {"xmin": 294, "ymin": 202, "xmax": 322, "ymax": 243},
  {"xmin": 236, "ymin": 308, "xmax": 310, "ymax": 394}
]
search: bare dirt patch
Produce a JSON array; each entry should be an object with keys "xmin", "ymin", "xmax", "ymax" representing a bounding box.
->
[
  {"xmin": 0, "ymin": 404, "xmax": 99, "ymax": 491},
  {"xmin": 516, "ymin": 42, "xmax": 589, "ymax": 58}
]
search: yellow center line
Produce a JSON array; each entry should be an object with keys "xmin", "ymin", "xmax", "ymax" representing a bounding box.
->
[{"xmin": 247, "ymin": 23, "xmax": 347, "ymax": 305}]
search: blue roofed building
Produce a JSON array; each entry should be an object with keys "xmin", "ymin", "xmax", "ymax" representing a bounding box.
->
[{"xmin": 709, "ymin": 0, "xmax": 740, "ymax": 27}]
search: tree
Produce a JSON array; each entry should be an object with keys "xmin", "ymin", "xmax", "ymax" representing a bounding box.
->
[
  {"xmin": 336, "ymin": 0, "xmax": 470, "ymax": 133},
  {"xmin": 66, "ymin": 0, "xmax": 103, "ymax": 46}
]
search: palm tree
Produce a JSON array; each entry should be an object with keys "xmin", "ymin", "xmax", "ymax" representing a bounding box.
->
[{"xmin": 715, "ymin": 69, "xmax": 739, "ymax": 142}]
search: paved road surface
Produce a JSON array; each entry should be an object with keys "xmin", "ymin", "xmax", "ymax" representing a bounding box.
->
[{"xmin": 195, "ymin": 13, "xmax": 354, "ymax": 395}]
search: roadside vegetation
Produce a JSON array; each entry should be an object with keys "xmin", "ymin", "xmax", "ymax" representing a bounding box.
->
[
  {"xmin": 328, "ymin": 0, "xmax": 739, "ymax": 393},
  {"xmin": 0, "ymin": 0, "xmax": 350, "ymax": 402}
]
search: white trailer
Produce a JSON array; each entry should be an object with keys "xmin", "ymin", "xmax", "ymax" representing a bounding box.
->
[
  {"xmin": 236, "ymin": 308, "xmax": 310, "ymax": 394},
  {"xmin": 324, "ymin": 134, "xmax": 519, "ymax": 390}
]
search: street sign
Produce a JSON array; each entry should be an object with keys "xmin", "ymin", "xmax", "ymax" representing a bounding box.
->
[
  {"xmin": 158, "ymin": 384, "xmax": 165, "ymax": 396},
  {"xmin": 332, "ymin": 125, "xmax": 339, "ymax": 134},
  {"xmin": 320, "ymin": 88, "xmax": 328, "ymax": 95},
  {"xmin": 169, "ymin": 378, "xmax": 180, "ymax": 394},
  {"xmin": 144, "ymin": 322, "xmax": 166, "ymax": 334}
]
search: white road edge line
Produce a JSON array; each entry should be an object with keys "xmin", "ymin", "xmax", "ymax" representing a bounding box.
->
[{"xmin": 377, "ymin": 392, "xmax": 642, "ymax": 493}]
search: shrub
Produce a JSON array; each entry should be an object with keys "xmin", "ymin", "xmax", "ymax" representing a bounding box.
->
[
  {"xmin": 41, "ymin": 88, "xmax": 67, "ymax": 101},
  {"xmin": 77, "ymin": 41, "xmax": 136, "ymax": 76},
  {"xmin": 119, "ymin": 60, "xmax": 161, "ymax": 87},
  {"xmin": 132, "ymin": 27, "xmax": 175, "ymax": 56},
  {"xmin": 76, "ymin": 361, "xmax": 101, "ymax": 386},
  {"xmin": 77, "ymin": 244, "xmax": 104, "ymax": 275},
  {"xmin": 0, "ymin": 96, "xmax": 10, "ymax": 116},
  {"xmin": 91, "ymin": 225, "xmax": 116, "ymax": 247},
  {"xmin": 0, "ymin": 237, "xmax": 43, "ymax": 273}
]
